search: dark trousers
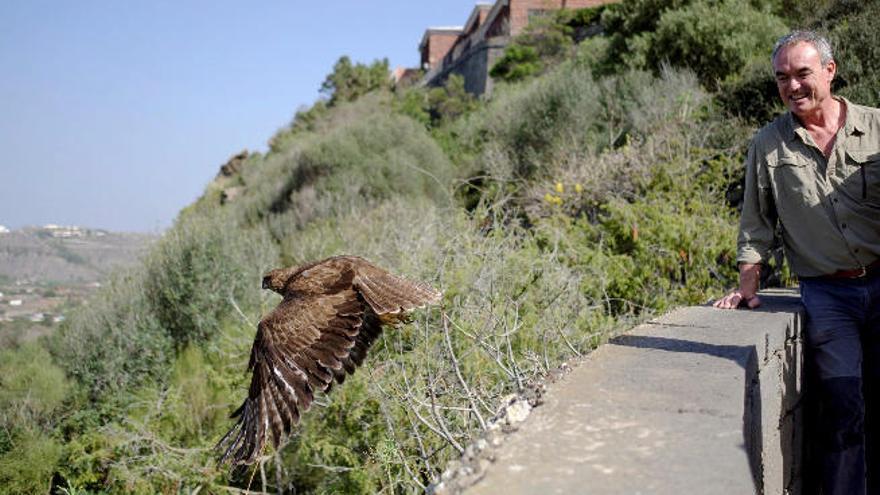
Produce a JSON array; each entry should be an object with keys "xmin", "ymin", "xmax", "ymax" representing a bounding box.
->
[{"xmin": 800, "ymin": 273, "xmax": 880, "ymax": 495}]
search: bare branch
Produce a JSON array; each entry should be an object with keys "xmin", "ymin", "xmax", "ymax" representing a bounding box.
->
[{"xmin": 442, "ymin": 312, "xmax": 487, "ymax": 430}]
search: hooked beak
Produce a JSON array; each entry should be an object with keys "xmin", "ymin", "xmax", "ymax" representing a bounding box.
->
[{"xmin": 261, "ymin": 277, "xmax": 270, "ymax": 290}]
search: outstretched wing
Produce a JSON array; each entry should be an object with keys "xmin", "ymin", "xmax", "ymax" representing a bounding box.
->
[
  {"xmin": 217, "ymin": 288, "xmax": 382, "ymax": 465},
  {"xmin": 352, "ymin": 260, "xmax": 442, "ymax": 316}
]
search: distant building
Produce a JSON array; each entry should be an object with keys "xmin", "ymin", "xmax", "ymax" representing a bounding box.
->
[
  {"xmin": 0, "ymin": 225, "xmax": 9, "ymax": 234},
  {"xmin": 42, "ymin": 224, "xmax": 85, "ymax": 238},
  {"xmin": 420, "ymin": 0, "xmax": 616, "ymax": 96},
  {"xmin": 9, "ymin": 299, "xmax": 22, "ymax": 307},
  {"xmin": 419, "ymin": 26, "xmax": 466, "ymax": 72}
]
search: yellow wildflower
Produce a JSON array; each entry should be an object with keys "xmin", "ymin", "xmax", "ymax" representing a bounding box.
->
[
  {"xmin": 555, "ymin": 182, "xmax": 564, "ymax": 194},
  {"xmin": 574, "ymin": 183, "xmax": 583, "ymax": 193}
]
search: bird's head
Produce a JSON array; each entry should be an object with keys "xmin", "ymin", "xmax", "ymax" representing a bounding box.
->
[{"xmin": 261, "ymin": 268, "xmax": 289, "ymax": 293}]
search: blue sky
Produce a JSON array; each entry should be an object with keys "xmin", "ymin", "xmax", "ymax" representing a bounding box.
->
[{"xmin": 0, "ymin": 1, "xmax": 478, "ymax": 232}]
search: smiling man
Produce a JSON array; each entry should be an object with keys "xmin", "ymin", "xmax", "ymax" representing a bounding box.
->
[{"xmin": 714, "ymin": 31, "xmax": 880, "ymax": 494}]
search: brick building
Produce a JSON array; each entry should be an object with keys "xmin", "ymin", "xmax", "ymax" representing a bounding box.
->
[
  {"xmin": 419, "ymin": 27, "xmax": 466, "ymax": 71},
  {"xmin": 420, "ymin": 0, "xmax": 616, "ymax": 96}
]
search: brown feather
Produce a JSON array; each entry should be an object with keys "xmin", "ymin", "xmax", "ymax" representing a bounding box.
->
[{"xmin": 216, "ymin": 256, "xmax": 441, "ymax": 466}]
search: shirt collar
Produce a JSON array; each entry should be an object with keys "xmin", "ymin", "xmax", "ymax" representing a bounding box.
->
[{"xmin": 783, "ymin": 96, "xmax": 865, "ymax": 143}]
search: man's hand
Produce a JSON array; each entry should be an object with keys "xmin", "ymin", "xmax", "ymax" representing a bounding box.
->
[
  {"xmin": 713, "ymin": 290, "xmax": 762, "ymax": 309},
  {"xmin": 713, "ymin": 262, "xmax": 762, "ymax": 310}
]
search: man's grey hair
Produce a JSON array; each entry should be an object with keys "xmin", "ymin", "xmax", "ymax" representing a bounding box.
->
[{"xmin": 772, "ymin": 30, "xmax": 834, "ymax": 66}]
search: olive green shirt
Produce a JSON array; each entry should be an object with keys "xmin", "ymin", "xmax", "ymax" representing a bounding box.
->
[{"xmin": 737, "ymin": 98, "xmax": 880, "ymax": 277}]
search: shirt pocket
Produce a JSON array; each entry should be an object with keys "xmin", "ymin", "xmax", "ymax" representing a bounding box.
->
[
  {"xmin": 767, "ymin": 158, "xmax": 819, "ymax": 209},
  {"xmin": 844, "ymin": 150, "xmax": 880, "ymax": 204}
]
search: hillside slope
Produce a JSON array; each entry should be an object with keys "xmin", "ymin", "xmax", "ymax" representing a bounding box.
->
[{"xmin": 0, "ymin": 227, "xmax": 154, "ymax": 284}]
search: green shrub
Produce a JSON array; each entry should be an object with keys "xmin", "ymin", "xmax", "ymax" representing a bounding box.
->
[
  {"xmin": 491, "ymin": 45, "xmax": 543, "ymax": 82},
  {"xmin": 0, "ymin": 430, "xmax": 63, "ymax": 495},
  {"xmin": 597, "ymin": 0, "xmax": 692, "ymax": 73},
  {"xmin": 426, "ymin": 74, "xmax": 479, "ymax": 125},
  {"xmin": 596, "ymin": 0, "xmax": 788, "ymax": 86},
  {"xmin": 392, "ymin": 76, "xmax": 478, "ymax": 128},
  {"xmin": 461, "ymin": 63, "xmax": 604, "ymax": 181},
  {"xmin": 718, "ymin": 57, "xmax": 785, "ymax": 124},
  {"xmin": 459, "ymin": 64, "xmax": 712, "ymax": 191},
  {"xmin": 50, "ymin": 269, "xmax": 172, "ymax": 400},
  {"xmin": 391, "ymin": 87, "xmax": 431, "ymax": 127},
  {"xmin": 54, "ymin": 319, "xmax": 259, "ymax": 494},
  {"xmin": 259, "ymin": 111, "xmax": 455, "ymax": 241},
  {"xmin": 320, "ymin": 56, "xmax": 391, "ymax": 106},
  {"xmin": 827, "ymin": 2, "xmax": 880, "ymax": 107},
  {"xmin": 0, "ymin": 343, "xmax": 69, "ymax": 430},
  {"xmin": 647, "ymin": 0, "xmax": 788, "ymax": 88},
  {"xmin": 144, "ymin": 211, "xmax": 278, "ymax": 346},
  {"xmin": 268, "ymin": 100, "xmax": 330, "ymax": 154}
]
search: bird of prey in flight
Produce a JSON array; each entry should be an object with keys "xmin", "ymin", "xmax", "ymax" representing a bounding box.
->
[{"xmin": 217, "ymin": 256, "xmax": 441, "ymax": 465}]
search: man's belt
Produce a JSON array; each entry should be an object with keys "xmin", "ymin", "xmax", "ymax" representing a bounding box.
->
[{"xmin": 820, "ymin": 258, "xmax": 880, "ymax": 279}]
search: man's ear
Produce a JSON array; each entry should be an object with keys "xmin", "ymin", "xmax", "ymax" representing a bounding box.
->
[{"xmin": 825, "ymin": 59, "xmax": 837, "ymax": 82}]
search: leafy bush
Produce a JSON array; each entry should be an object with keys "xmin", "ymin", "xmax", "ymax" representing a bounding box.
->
[
  {"xmin": 50, "ymin": 269, "xmax": 172, "ymax": 400},
  {"xmin": 392, "ymin": 75, "xmax": 477, "ymax": 128},
  {"xmin": 597, "ymin": 0, "xmax": 692, "ymax": 73},
  {"xmin": 0, "ymin": 430, "xmax": 63, "ymax": 494},
  {"xmin": 718, "ymin": 1, "xmax": 880, "ymax": 121},
  {"xmin": 144, "ymin": 211, "xmax": 278, "ymax": 346},
  {"xmin": 596, "ymin": 0, "xmax": 787, "ymax": 87},
  {"xmin": 0, "ymin": 343, "xmax": 69, "ymax": 431},
  {"xmin": 425, "ymin": 74, "xmax": 478, "ymax": 125},
  {"xmin": 257, "ymin": 111, "xmax": 455, "ymax": 241},
  {"xmin": 717, "ymin": 57, "xmax": 784, "ymax": 124},
  {"xmin": 647, "ymin": 0, "xmax": 787, "ymax": 87},
  {"xmin": 491, "ymin": 44, "xmax": 543, "ymax": 82},
  {"xmin": 537, "ymin": 150, "xmax": 741, "ymax": 315},
  {"xmin": 826, "ymin": 1, "xmax": 880, "ymax": 107},
  {"xmin": 268, "ymin": 100, "xmax": 330, "ymax": 153},
  {"xmin": 320, "ymin": 56, "xmax": 391, "ymax": 106},
  {"xmin": 391, "ymin": 87, "xmax": 431, "ymax": 127},
  {"xmin": 458, "ymin": 64, "xmax": 713, "ymax": 190},
  {"xmin": 459, "ymin": 63, "xmax": 604, "ymax": 181}
]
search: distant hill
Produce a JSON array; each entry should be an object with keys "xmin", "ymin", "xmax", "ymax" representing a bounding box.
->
[{"xmin": 0, "ymin": 225, "xmax": 156, "ymax": 285}]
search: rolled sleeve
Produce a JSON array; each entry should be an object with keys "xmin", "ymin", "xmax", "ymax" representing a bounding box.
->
[{"xmin": 736, "ymin": 141, "xmax": 777, "ymax": 265}]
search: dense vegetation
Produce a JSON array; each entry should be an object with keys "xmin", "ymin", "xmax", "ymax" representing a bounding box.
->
[{"xmin": 2, "ymin": 0, "xmax": 877, "ymax": 493}]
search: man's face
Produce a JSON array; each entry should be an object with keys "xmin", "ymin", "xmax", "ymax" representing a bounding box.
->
[{"xmin": 773, "ymin": 41, "xmax": 836, "ymax": 119}]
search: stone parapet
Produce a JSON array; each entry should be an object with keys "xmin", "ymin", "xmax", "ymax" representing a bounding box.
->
[{"xmin": 463, "ymin": 289, "xmax": 804, "ymax": 494}]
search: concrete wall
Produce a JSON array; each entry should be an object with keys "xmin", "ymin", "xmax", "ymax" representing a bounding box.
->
[
  {"xmin": 740, "ymin": 290, "xmax": 805, "ymax": 494},
  {"xmin": 462, "ymin": 289, "xmax": 806, "ymax": 495},
  {"xmin": 425, "ymin": 36, "xmax": 510, "ymax": 96}
]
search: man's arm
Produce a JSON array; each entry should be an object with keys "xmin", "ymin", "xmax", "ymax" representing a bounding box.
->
[
  {"xmin": 713, "ymin": 263, "xmax": 762, "ymax": 309},
  {"xmin": 716, "ymin": 139, "xmax": 775, "ymax": 310}
]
